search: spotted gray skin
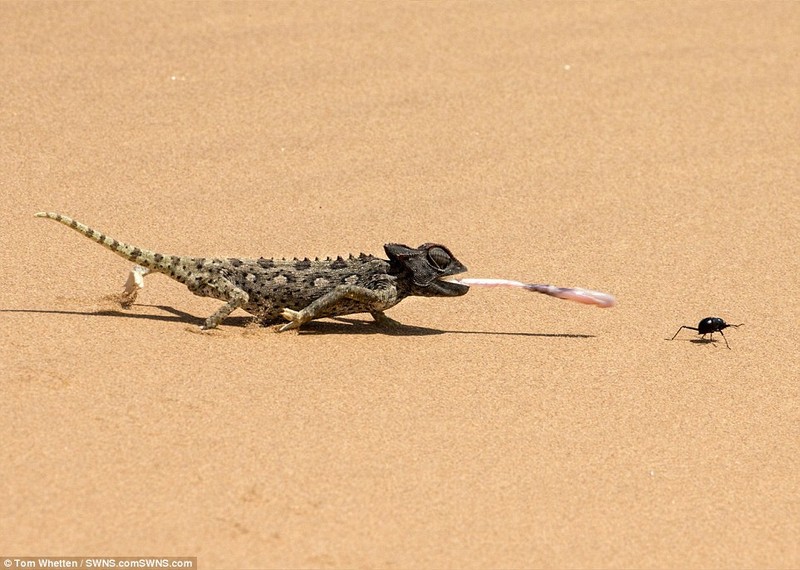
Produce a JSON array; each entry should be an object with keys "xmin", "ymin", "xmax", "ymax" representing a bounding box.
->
[{"xmin": 34, "ymin": 212, "xmax": 469, "ymax": 331}]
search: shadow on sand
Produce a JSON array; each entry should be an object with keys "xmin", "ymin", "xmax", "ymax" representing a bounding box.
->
[{"xmin": 3, "ymin": 305, "xmax": 596, "ymax": 339}]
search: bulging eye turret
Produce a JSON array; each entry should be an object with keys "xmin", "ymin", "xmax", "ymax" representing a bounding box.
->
[{"xmin": 427, "ymin": 246, "xmax": 451, "ymax": 270}]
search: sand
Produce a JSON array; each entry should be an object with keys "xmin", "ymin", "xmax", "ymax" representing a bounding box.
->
[{"xmin": 2, "ymin": 2, "xmax": 798, "ymax": 568}]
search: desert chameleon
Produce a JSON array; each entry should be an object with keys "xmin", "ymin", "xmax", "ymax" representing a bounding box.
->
[{"xmin": 35, "ymin": 212, "xmax": 469, "ymax": 331}]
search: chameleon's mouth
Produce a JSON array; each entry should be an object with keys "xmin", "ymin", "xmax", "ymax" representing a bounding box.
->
[{"xmin": 436, "ymin": 275, "xmax": 470, "ymax": 296}]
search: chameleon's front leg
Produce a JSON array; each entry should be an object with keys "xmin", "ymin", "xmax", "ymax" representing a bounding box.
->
[
  {"xmin": 279, "ymin": 284, "xmax": 397, "ymax": 332},
  {"xmin": 369, "ymin": 310, "xmax": 404, "ymax": 328}
]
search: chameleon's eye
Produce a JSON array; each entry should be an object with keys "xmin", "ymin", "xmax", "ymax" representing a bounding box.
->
[{"xmin": 427, "ymin": 246, "xmax": 451, "ymax": 270}]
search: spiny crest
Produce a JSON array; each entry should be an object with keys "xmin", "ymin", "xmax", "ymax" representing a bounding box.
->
[{"xmin": 330, "ymin": 255, "xmax": 347, "ymax": 269}]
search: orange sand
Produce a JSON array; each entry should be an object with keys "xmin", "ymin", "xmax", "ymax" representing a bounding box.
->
[{"xmin": 2, "ymin": 2, "xmax": 798, "ymax": 568}]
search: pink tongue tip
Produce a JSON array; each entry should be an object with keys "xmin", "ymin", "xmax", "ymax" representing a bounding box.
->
[
  {"xmin": 454, "ymin": 278, "xmax": 616, "ymax": 308},
  {"xmin": 557, "ymin": 288, "xmax": 616, "ymax": 307}
]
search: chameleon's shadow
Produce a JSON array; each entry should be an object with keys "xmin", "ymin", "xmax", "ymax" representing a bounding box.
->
[
  {"xmin": 2, "ymin": 306, "xmax": 210, "ymax": 327},
  {"xmin": 302, "ymin": 317, "xmax": 595, "ymax": 338},
  {"xmin": 3, "ymin": 307, "xmax": 595, "ymax": 339}
]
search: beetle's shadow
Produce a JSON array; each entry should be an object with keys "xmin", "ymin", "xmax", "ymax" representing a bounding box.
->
[
  {"xmin": 666, "ymin": 337, "xmax": 723, "ymax": 346},
  {"xmin": 3, "ymin": 305, "xmax": 596, "ymax": 339}
]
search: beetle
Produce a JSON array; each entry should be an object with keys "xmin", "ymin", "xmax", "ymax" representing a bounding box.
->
[{"xmin": 670, "ymin": 317, "xmax": 743, "ymax": 349}]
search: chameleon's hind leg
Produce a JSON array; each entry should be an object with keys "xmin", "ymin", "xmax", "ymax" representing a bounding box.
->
[
  {"xmin": 280, "ymin": 284, "xmax": 397, "ymax": 332},
  {"xmin": 194, "ymin": 278, "xmax": 250, "ymax": 330},
  {"xmin": 119, "ymin": 265, "xmax": 151, "ymax": 308}
]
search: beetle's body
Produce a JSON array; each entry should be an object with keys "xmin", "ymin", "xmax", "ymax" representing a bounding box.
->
[{"xmin": 671, "ymin": 317, "xmax": 743, "ymax": 349}]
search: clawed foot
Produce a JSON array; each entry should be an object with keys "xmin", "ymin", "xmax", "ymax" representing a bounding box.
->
[
  {"xmin": 371, "ymin": 311, "xmax": 404, "ymax": 328},
  {"xmin": 279, "ymin": 308, "xmax": 309, "ymax": 332}
]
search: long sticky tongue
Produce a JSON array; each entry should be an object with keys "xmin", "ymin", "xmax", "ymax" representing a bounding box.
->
[{"xmin": 452, "ymin": 278, "xmax": 616, "ymax": 308}]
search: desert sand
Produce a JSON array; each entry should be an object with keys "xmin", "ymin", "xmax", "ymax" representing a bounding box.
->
[{"xmin": 2, "ymin": 2, "xmax": 798, "ymax": 568}]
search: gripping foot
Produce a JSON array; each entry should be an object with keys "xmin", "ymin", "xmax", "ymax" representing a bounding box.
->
[{"xmin": 120, "ymin": 265, "xmax": 150, "ymax": 308}]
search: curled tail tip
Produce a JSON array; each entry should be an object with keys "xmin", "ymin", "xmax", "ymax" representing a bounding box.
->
[{"xmin": 35, "ymin": 211, "xmax": 69, "ymax": 221}]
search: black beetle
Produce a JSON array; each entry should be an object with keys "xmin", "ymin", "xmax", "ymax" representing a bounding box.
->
[{"xmin": 671, "ymin": 317, "xmax": 743, "ymax": 349}]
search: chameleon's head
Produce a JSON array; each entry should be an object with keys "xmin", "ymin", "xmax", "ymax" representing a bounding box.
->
[{"xmin": 384, "ymin": 243, "xmax": 469, "ymax": 297}]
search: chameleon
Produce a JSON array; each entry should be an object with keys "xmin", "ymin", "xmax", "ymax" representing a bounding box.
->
[{"xmin": 34, "ymin": 212, "xmax": 469, "ymax": 331}]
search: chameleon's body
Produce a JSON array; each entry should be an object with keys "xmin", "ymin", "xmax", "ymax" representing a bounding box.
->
[{"xmin": 35, "ymin": 212, "xmax": 469, "ymax": 331}]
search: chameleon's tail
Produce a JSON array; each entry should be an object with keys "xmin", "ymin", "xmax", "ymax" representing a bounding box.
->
[{"xmin": 34, "ymin": 211, "xmax": 177, "ymax": 273}]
